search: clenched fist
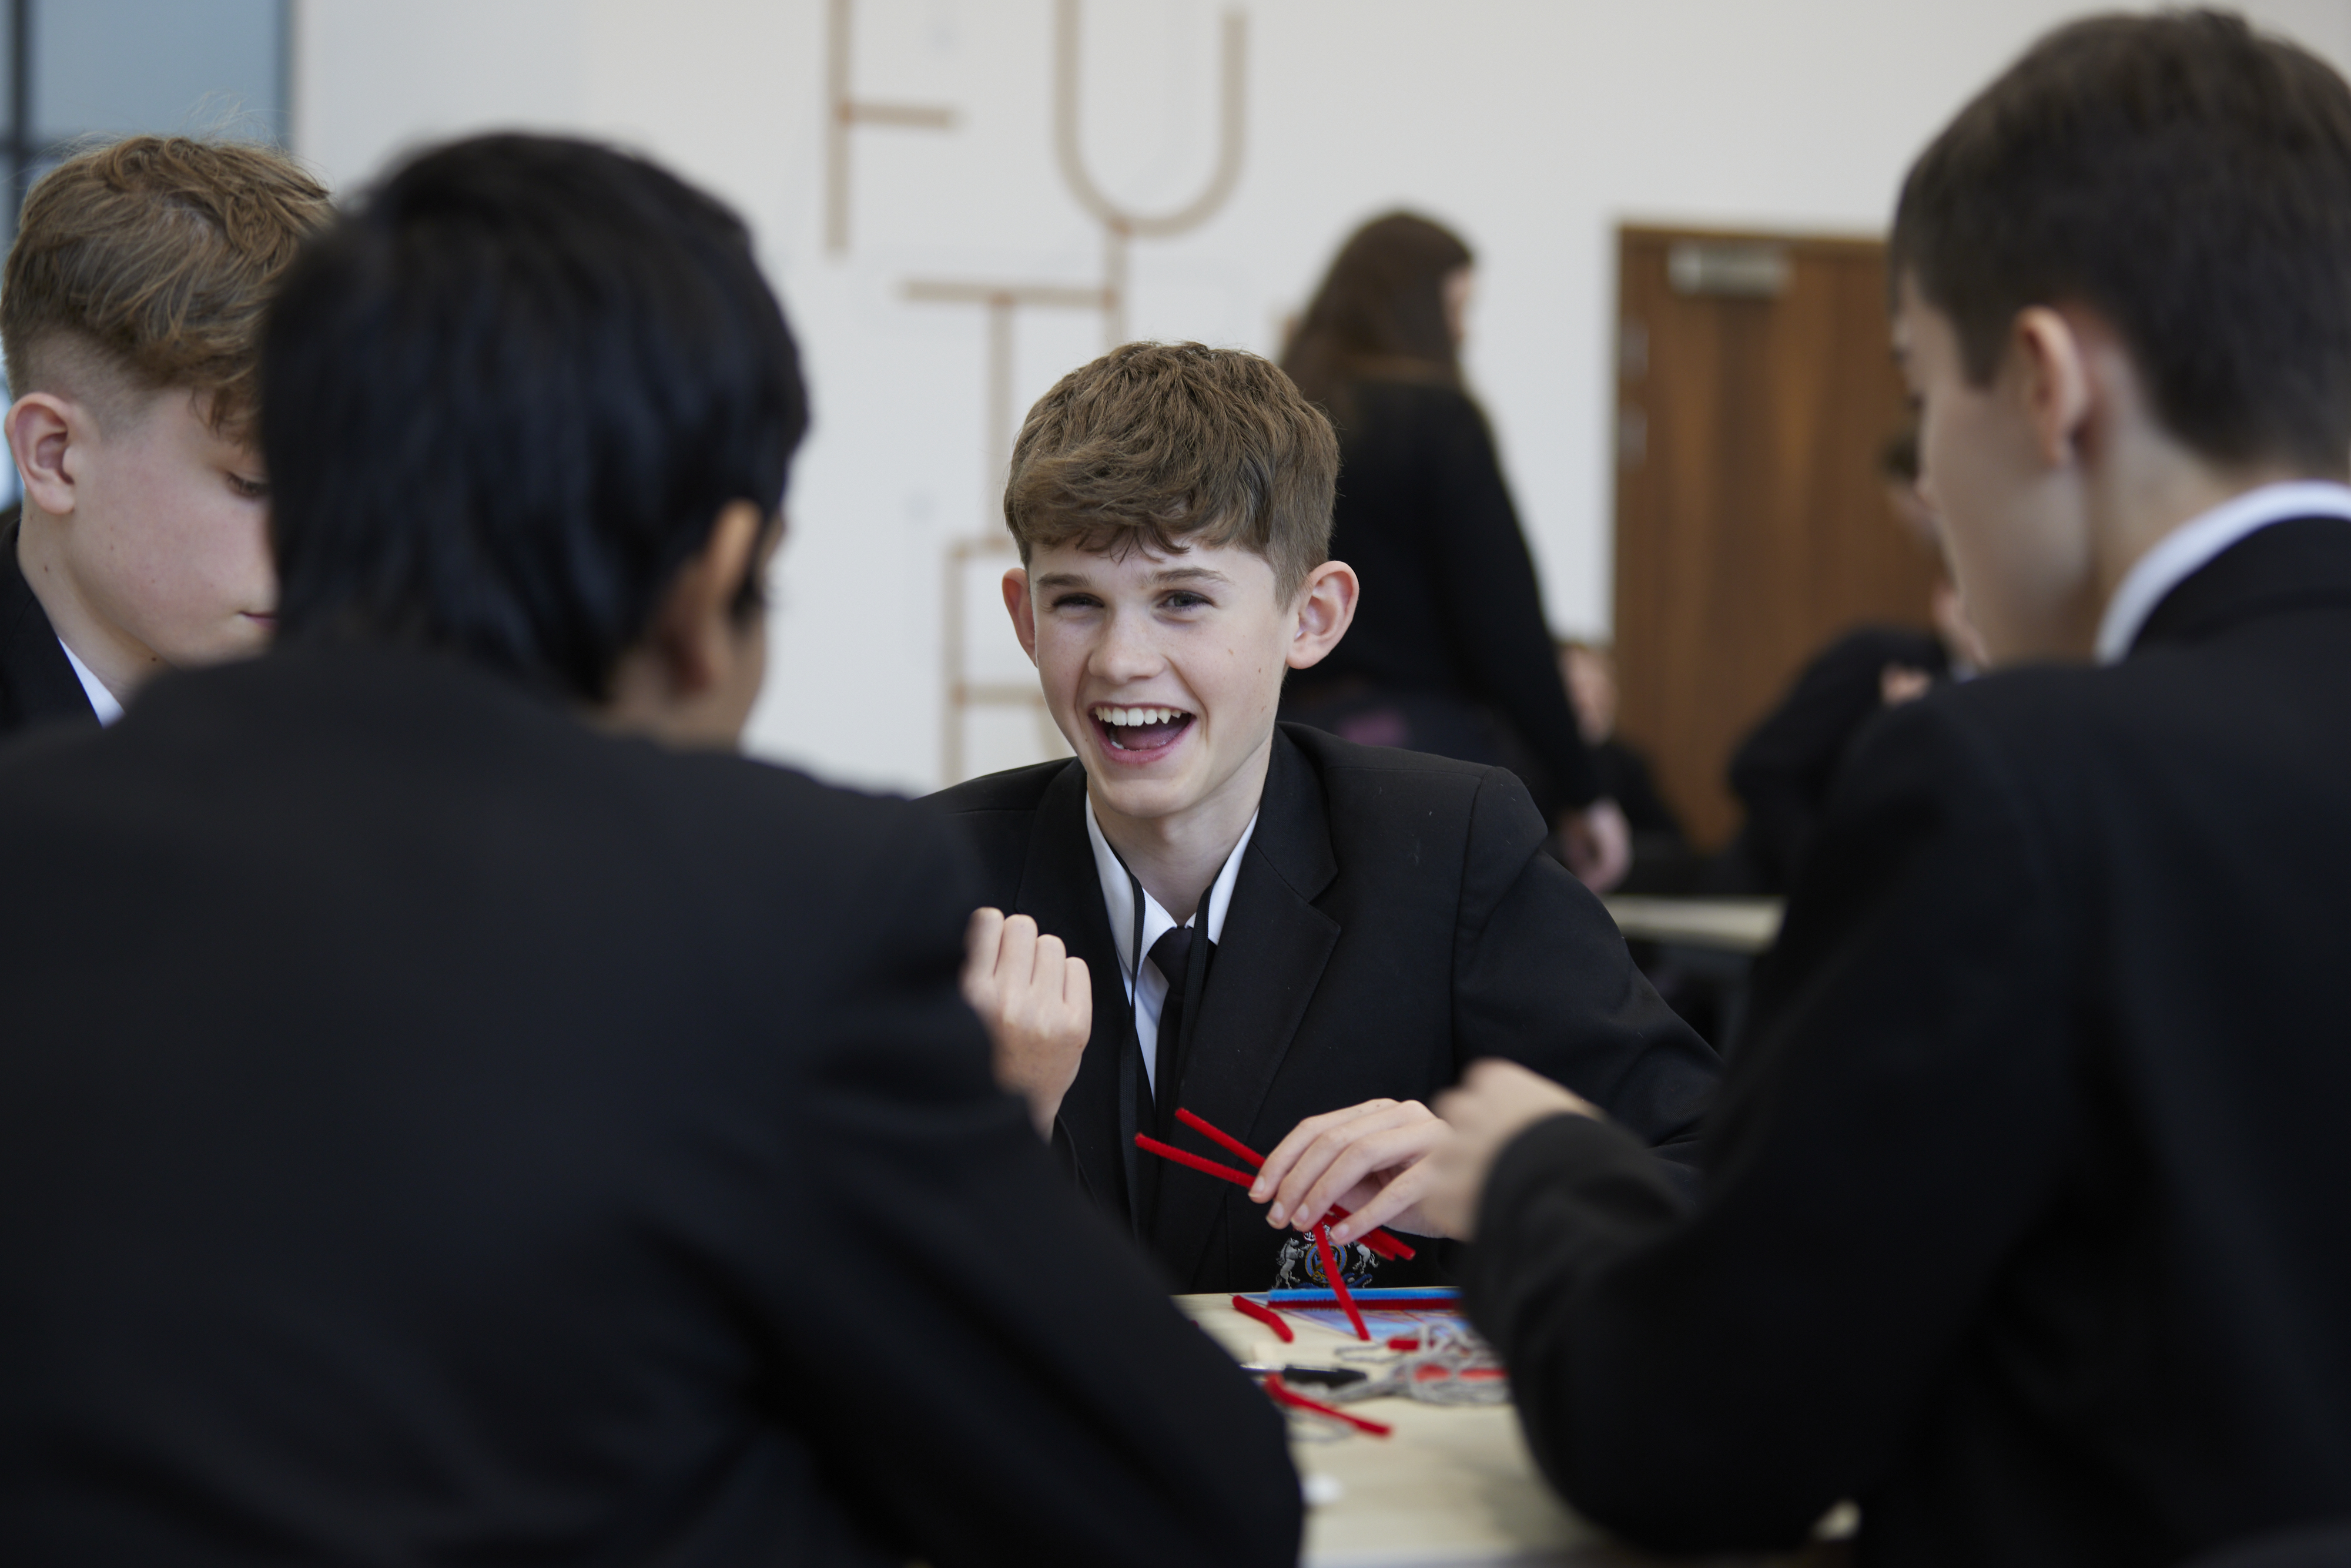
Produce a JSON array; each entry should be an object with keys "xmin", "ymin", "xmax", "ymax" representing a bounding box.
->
[{"xmin": 960, "ymin": 908, "xmax": 1091, "ymax": 1138}]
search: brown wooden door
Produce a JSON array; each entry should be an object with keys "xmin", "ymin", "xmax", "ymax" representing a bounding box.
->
[{"xmin": 1612, "ymin": 225, "xmax": 1935, "ymax": 850}]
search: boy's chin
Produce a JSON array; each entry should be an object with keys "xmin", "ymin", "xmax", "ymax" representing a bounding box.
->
[{"xmin": 1083, "ymin": 760, "xmax": 1207, "ymax": 822}]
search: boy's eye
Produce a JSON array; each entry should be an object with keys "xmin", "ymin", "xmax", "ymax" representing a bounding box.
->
[
  {"xmin": 1048, "ymin": 592, "xmax": 1103, "ymax": 611},
  {"xmin": 228, "ymin": 473, "xmax": 270, "ymax": 500},
  {"xmin": 1160, "ymin": 591, "xmax": 1210, "ymax": 610}
]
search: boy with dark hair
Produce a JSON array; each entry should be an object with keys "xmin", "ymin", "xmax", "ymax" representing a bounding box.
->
[
  {"xmin": 1, "ymin": 136, "xmax": 329, "ymax": 736},
  {"xmin": 934, "ymin": 340, "xmax": 1715, "ymax": 1295},
  {"xmin": 0, "ymin": 136, "xmax": 1299, "ymax": 1565},
  {"xmin": 1413, "ymin": 13, "xmax": 2351, "ymax": 1564}
]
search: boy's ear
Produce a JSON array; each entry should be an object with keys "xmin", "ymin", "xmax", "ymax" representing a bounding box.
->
[
  {"xmin": 649, "ymin": 500, "xmax": 765, "ymax": 692},
  {"xmin": 1285, "ymin": 559, "xmax": 1359, "ymax": 671},
  {"xmin": 8, "ymin": 393, "xmax": 85, "ymax": 518},
  {"xmin": 2010, "ymin": 306, "xmax": 2096, "ymax": 468},
  {"xmin": 1002, "ymin": 567, "xmax": 1040, "ymax": 666}
]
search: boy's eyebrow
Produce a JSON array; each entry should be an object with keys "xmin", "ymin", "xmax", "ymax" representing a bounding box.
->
[{"xmin": 1032, "ymin": 565, "xmax": 1235, "ymax": 589}]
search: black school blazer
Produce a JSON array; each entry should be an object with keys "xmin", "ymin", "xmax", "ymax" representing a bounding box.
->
[
  {"xmin": 0, "ymin": 512, "xmax": 99, "ymax": 742},
  {"xmin": 1462, "ymin": 517, "xmax": 2351, "ymax": 1566},
  {"xmin": 929, "ymin": 723, "xmax": 1717, "ymax": 1293},
  {"xmin": 0, "ymin": 645, "xmax": 1300, "ymax": 1567}
]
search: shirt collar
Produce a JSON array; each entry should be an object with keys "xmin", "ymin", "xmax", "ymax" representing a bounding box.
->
[
  {"xmin": 1083, "ymin": 792, "xmax": 1260, "ymax": 986},
  {"xmin": 2095, "ymin": 480, "xmax": 2351, "ymax": 664},
  {"xmin": 57, "ymin": 637, "xmax": 123, "ymax": 726}
]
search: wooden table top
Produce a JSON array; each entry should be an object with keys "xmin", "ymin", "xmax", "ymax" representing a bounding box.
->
[
  {"xmin": 1176, "ymin": 1292, "xmax": 1850, "ymax": 1567},
  {"xmin": 1602, "ymin": 896, "xmax": 1786, "ymax": 955}
]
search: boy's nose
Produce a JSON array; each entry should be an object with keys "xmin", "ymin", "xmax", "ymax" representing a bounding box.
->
[{"xmin": 1091, "ymin": 609, "xmax": 1164, "ymax": 680}]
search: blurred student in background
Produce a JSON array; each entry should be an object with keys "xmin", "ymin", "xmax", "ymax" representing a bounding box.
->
[
  {"xmin": 1556, "ymin": 638, "xmax": 1687, "ymax": 889},
  {"xmin": 0, "ymin": 138, "xmax": 328, "ymax": 741},
  {"xmin": 1713, "ymin": 430, "xmax": 1988, "ymax": 896},
  {"xmin": 1279, "ymin": 213, "xmax": 1630, "ymax": 891}
]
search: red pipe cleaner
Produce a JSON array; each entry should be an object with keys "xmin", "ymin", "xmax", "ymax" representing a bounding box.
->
[
  {"xmin": 1312, "ymin": 1221, "xmax": 1371, "ymax": 1341},
  {"xmin": 1262, "ymin": 1374, "xmax": 1392, "ymax": 1437},
  {"xmin": 1175, "ymin": 1107, "xmax": 1265, "ymax": 1167},
  {"xmin": 1166, "ymin": 1109, "xmax": 1419, "ymax": 1262},
  {"xmin": 1133, "ymin": 1134, "xmax": 1255, "ymax": 1188},
  {"xmin": 1230, "ymin": 1294, "xmax": 1294, "ymax": 1342}
]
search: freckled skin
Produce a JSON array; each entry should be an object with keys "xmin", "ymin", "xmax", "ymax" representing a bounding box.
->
[
  {"xmin": 999, "ymin": 539, "xmax": 1356, "ymax": 915},
  {"xmin": 11, "ymin": 384, "xmax": 276, "ymax": 699}
]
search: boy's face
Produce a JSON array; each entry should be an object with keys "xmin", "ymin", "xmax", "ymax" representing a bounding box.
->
[
  {"xmin": 16, "ymin": 382, "xmax": 277, "ymax": 668},
  {"xmin": 1004, "ymin": 538, "xmax": 1347, "ymax": 831},
  {"xmin": 1893, "ymin": 275, "xmax": 2098, "ymax": 666}
]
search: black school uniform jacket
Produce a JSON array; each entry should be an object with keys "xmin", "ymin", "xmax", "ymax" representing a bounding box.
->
[
  {"xmin": 929, "ymin": 723, "xmax": 1718, "ymax": 1294},
  {"xmin": 0, "ymin": 643, "xmax": 1301, "ymax": 1568},
  {"xmin": 1725, "ymin": 624, "xmax": 1950, "ymax": 894},
  {"xmin": 1461, "ymin": 517, "xmax": 2351, "ymax": 1567},
  {"xmin": 0, "ymin": 510, "xmax": 99, "ymax": 740}
]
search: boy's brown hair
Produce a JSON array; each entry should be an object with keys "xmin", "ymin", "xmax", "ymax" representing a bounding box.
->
[
  {"xmin": 1891, "ymin": 9, "xmax": 2351, "ymax": 473},
  {"xmin": 2, "ymin": 135, "xmax": 331, "ymax": 437},
  {"xmin": 1003, "ymin": 341, "xmax": 1339, "ymax": 601}
]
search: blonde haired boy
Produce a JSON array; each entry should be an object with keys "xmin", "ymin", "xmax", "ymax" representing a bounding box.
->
[
  {"xmin": 933, "ymin": 341, "xmax": 1716, "ymax": 1295},
  {"xmin": 1, "ymin": 136, "xmax": 330, "ymax": 736}
]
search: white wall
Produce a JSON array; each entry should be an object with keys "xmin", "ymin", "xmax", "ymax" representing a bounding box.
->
[{"xmin": 292, "ymin": 0, "xmax": 2351, "ymax": 794}]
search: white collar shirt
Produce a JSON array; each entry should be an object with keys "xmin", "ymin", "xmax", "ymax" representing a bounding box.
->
[
  {"xmin": 2095, "ymin": 480, "xmax": 2351, "ymax": 664},
  {"xmin": 57, "ymin": 638, "xmax": 123, "ymax": 726},
  {"xmin": 1083, "ymin": 795, "xmax": 1260, "ymax": 1095}
]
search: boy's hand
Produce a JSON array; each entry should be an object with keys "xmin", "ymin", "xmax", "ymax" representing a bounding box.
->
[
  {"xmin": 960, "ymin": 909, "xmax": 1090, "ymax": 1139},
  {"xmin": 1881, "ymin": 662, "xmax": 1935, "ymax": 706},
  {"xmin": 1421, "ymin": 1060, "xmax": 1602, "ymax": 1241},
  {"xmin": 1557, "ymin": 797, "xmax": 1632, "ymax": 893},
  {"xmin": 1250, "ymin": 1098, "xmax": 1452, "ymax": 1244}
]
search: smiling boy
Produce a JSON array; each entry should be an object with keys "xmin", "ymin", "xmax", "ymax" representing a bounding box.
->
[
  {"xmin": 1411, "ymin": 14, "xmax": 2351, "ymax": 1565},
  {"xmin": 931, "ymin": 341, "xmax": 1716, "ymax": 1294},
  {"xmin": 0, "ymin": 137, "xmax": 327, "ymax": 738}
]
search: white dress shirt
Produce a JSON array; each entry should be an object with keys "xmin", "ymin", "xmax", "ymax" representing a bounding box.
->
[
  {"xmin": 57, "ymin": 638, "xmax": 123, "ymax": 726},
  {"xmin": 2095, "ymin": 480, "xmax": 2351, "ymax": 664},
  {"xmin": 1083, "ymin": 796, "xmax": 1259, "ymax": 1095}
]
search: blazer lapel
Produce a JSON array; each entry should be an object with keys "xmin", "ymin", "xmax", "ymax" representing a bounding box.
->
[
  {"xmin": 1014, "ymin": 760, "xmax": 1138, "ymax": 1228},
  {"xmin": 1148, "ymin": 730, "xmax": 1340, "ymax": 1286}
]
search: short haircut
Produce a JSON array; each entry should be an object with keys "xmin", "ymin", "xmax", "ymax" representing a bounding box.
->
[
  {"xmin": 264, "ymin": 134, "xmax": 808, "ymax": 702},
  {"xmin": 1892, "ymin": 9, "xmax": 2351, "ymax": 473},
  {"xmin": 1, "ymin": 135, "xmax": 330, "ymax": 436},
  {"xmin": 1003, "ymin": 341, "xmax": 1338, "ymax": 602}
]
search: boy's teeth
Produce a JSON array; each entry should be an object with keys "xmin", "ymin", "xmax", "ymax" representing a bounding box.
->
[{"xmin": 1096, "ymin": 705, "xmax": 1183, "ymax": 725}]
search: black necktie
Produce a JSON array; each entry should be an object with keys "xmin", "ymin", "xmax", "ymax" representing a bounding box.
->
[{"xmin": 1147, "ymin": 922, "xmax": 1214, "ymax": 1138}]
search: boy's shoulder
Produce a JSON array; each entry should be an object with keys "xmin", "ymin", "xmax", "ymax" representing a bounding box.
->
[
  {"xmin": 1277, "ymin": 722, "xmax": 1548, "ymax": 856},
  {"xmin": 925, "ymin": 755, "xmax": 1079, "ymax": 819},
  {"xmin": 1280, "ymin": 720, "xmax": 1491, "ymax": 793}
]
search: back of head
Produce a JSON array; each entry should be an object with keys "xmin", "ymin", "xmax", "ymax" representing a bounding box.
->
[
  {"xmin": 1003, "ymin": 340, "xmax": 1338, "ymax": 601},
  {"xmin": 264, "ymin": 133, "xmax": 808, "ymax": 702},
  {"xmin": 1, "ymin": 135, "xmax": 330, "ymax": 434},
  {"xmin": 1893, "ymin": 8, "xmax": 2351, "ymax": 474},
  {"xmin": 1281, "ymin": 212, "xmax": 1472, "ymax": 414}
]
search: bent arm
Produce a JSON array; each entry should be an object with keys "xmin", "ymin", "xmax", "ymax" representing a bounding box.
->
[
  {"xmin": 1451, "ymin": 765, "xmax": 1717, "ymax": 1161},
  {"xmin": 1463, "ymin": 702, "xmax": 2077, "ymax": 1553},
  {"xmin": 780, "ymin": 819, "xmax": 1301, "ymax": 1567}
]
